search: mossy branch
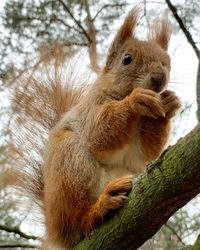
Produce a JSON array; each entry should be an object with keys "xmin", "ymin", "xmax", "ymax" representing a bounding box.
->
[{"xmin": 75, "ymin": 123, "xmax": 200, "ymax": 250}]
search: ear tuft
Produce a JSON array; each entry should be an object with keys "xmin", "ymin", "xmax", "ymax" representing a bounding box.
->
[
  {"xmin": 118, "ymin": 7, "xmax": 141, "ymax": 41},
  {"xmin": 147, "ymin": 18, "xmax": 172, "ymax": 51},
  {"xmin": 104, "ymin": 7, "xmax": 141, "ymax": 72}
]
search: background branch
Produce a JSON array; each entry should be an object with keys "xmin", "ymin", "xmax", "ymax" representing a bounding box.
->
[
  {"xmin": 165, "ymin": 223, "xmax": 185, "ymax": 246},
  {"xmin": 0, "ymin": 244, "xmax": 36, "ymax": 248},
  {"xmin": 57, "ymin": 0, "xmax": 92, "ymax": 43},
  {"xmin": 92, "ymin": 4, "xmax": 128, "ymax": 21},
  {"xmin": 165, "ymin": 0, "xmax": 199, "ymax": 59},
  {"xmin": 0, "ymin": 224, "xmax": 38, "ymax": 240},
  {"xmin": 62, "ymin": 41, "xmax": 88, "ymax": 47}
]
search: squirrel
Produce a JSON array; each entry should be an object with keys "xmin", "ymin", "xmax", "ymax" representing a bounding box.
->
[{"xmin": 8, "ymin": 7, "xmax": 181, "ymax": 250}]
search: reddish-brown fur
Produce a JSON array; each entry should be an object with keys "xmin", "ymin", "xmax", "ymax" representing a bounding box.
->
[{"xmin": 9, "ymin": 8, "xmax": 181, "ymax": 250}]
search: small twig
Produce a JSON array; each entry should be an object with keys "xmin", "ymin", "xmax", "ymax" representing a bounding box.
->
[
  {"xmin": 92, "ymin": 4, "xmax": 128, "ymax": 21},
  {"xmin": 165, "ymin": 223, "xmax": 185, "ymax": 246},
  {"xmin": 0, "ymin": 244, "xmax": 36, "ymax": 248},
  {"xmin": 62, "ymin": 41, "xmax": 88, "ymax": 47},
  {"xmin": 144, "ymin": 0, "xmax": 147, "ymax": 17},
  {"xmin": 143, "ymin": 0, "xmax": 150, "ymax": 27},
  {"xmin": 165, "ymin": 0, "xmax": 200, "ymax": 59},
  {"xmin": 51, "ymin": 17, "xmax": 83, "ymax": 34},
  {"xmin": 0, "ymin": 224, "xmax": 38, "ymax": 240},
  {"xmin": 57, "ymin": 0, "xmax": 92, "ymax": 43}
]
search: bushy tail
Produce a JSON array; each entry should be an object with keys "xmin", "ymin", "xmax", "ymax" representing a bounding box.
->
[{"xmin": 6, "ymin": 45, "xmax": 88, "ymax": 208}]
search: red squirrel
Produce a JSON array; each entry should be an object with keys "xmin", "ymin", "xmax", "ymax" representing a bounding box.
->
[{"xmin": 9, "ymin": 8, "xmax": 181, "ymax": 249}]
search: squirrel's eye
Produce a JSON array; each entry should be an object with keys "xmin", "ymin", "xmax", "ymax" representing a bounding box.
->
[
  {"xmin": 162, "ymin": 61, "xmax": 167, "ymax": 67},
  {"xmin": 122, "ymin": 54, "xmax": 132, "ymax": 65}
]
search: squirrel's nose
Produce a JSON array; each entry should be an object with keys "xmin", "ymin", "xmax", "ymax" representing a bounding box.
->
[
  {"xmin": 151, "ymin": 72, "xmax": 165, "ymax": 86},
  {"xmin": 151, "ymin": 72, "xmax": 166, "ymax": 92}
]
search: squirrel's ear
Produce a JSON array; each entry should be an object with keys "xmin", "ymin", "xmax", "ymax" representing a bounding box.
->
[
  {"xmin": 147, "ymin": 18, "xmax": 172, "ymax": 51},
  {"xmin": 104, "ymin": 7, "xmax": 140, "ymax": 72}
]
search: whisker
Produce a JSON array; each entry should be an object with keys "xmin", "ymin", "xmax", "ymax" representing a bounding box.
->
[
  {"xmin": 170, "ymin": 75, "xmax": 195, "ymax": 79},
  {"xmin": 171, "ymin": 67, "xmax": 196, "ymax": 75},
  {"xmin": 169, "ymin": 83, "xmax": 194, "ymax": 87},
  {"xmin": 168, "ymin": 86, "xmax": 188, "ymax": 92},
  {"xmin": 169, "ymin": 82, "xmax": 191, "ymax": 86}
]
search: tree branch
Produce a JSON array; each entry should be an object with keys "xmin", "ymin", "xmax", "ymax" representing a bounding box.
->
[
  {"xmin": 0, "ymin": 244, "xmax": 36, "ymax": 248},
  {"xmin": 165, "ymin": 0, "xmax": 200, "ymax": 59},
  {"xmin": 62, "ymin": 41, "xmax": 88, "ymax": 47},
  {"xmin": 51, "ymin": 17, "xmax": 84, "ymax": 34},
  {"xmin": 75, "ymin": 123, "xmax": 200, "ymax": 249},
  {"xmin": 10, "ymin": 13, "xmax": 86, "ymax": 37},
  {"xmin": 165, "ymin": 223, "xmax": 185, "ymax": 246},
  {"xmin": 92, "ymin": 4, "xmax": 128, "ymax": 21},
  {"xmin": 83, "ymin": 0, "xmax": 100, "ymax": 72},
  {"xmin": 0, "ymin": 224, "xmax": 38, "ymax": 240},
  {"xmin": 57, "ymin": 0, "xmax": 92, "ymax": 43}
]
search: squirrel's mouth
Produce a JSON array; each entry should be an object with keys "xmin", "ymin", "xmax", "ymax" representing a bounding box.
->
[
  {"xmin": 150, "ymin": 72, "xmax": 167, "ymax": 93},
  {"xmin": 144, "ymin": 78, "xmax": 167, "ymax": 93},
  {"xmin": 152, "ymin": 82, "xmax": 166, "ymax": 93}
]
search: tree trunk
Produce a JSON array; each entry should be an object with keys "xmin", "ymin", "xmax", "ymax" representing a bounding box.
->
[{"xmin": 75, "ymin": 123, "xmax": 200, "ymax": 250}]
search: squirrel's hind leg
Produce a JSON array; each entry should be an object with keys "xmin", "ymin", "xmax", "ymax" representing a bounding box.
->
[
  {"xmin": 44, "ymin": 172, "xmax": 133, "ymax": 248},
  {"xmin": 81, "ymin": 174, "xmax": 133, "ymax": 234}
]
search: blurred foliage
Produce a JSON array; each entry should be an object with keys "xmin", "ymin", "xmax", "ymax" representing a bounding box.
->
[
  {"xmin": 0, "ymin": 145, "xmax": 38, "ymax": 249},
  {"xmin": 0, "ymin": 0, "xmax": 127, "ymax": 87},
  {"xmin": 154, "ymin": 197, "xmax": 200, "ymax": 249},
  {"xmin": 176, "ymin": 0, "xmax": 200, "ymax": 36},
  {"xmin": 142, "ymin": 0, "xmax": 200, "ymax": 52}
]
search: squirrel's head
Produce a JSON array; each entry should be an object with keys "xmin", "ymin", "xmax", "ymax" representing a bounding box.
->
[{"xmin": 103, "ymin": 8, "xmax": 172, "ymax": 99}]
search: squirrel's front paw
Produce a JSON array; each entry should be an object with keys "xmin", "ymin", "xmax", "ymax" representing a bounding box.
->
[
  {"xmin": 100, "ymin": 175, "xmax": 133, "ymax": 214},
  {"xmin": 160, "ymin": 90, "xmax": 181, "ymax": 118},
  {"xmin": 131, "ymin": 88, "xmax": 165, "ymax": 118}
]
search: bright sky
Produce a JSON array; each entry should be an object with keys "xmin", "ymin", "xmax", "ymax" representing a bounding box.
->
[{"xmin": 169, "ymin": 33, "xmax": 198, "ymax": 143}]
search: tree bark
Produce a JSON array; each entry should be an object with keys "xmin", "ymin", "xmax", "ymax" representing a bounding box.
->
[{"xmin": 75, "ymin": 123, "xmax": 200, "ymax": 250}]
